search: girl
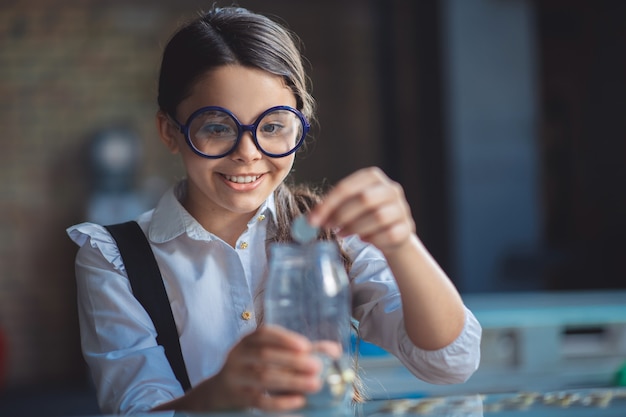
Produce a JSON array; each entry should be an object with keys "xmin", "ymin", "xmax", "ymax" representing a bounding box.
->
[{"xmin": 67, "ymin": 6, "xmax": 481, "ymax": 415}]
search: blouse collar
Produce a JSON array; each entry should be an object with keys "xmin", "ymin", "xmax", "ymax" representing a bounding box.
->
[{"xmin": 148, "ymin": 180, "xmax": 277, "ymax": 244}]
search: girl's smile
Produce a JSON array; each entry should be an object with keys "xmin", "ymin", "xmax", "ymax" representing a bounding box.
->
[
  {"xmin": 219, "ymin": 172, "xmax": 266, "ymax": 191},
  {"xmin": 221, "ymin": 173, "xmax": 263, "ymax": 184}
]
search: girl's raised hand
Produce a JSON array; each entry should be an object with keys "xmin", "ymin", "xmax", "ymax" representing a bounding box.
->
[{"xmin": 309, "ymin": 167, "xmax": 416, "ymax": 255}]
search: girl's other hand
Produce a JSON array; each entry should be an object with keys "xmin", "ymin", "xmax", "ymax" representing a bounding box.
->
[
  {"xmin": 309, "ymin": 167, "xmax": 416, "ymax": 255},
  {"xmin": 196, "ymin": 325, "xmax": 323, "ymax": 412}
]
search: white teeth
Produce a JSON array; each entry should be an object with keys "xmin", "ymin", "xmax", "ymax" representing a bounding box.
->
[{"xmin": 224, "ymin": 175, "xmax": 260, "ymax": 184}]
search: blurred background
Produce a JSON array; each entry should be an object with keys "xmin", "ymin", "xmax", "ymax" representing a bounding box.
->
[{"xmin": 0, "ymin": 0, "xmax": 625, "ymax": 415}]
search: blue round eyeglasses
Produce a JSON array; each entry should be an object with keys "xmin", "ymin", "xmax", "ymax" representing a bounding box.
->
[{"xmin": 170, "ymin": 105, "xmax": 310, "ymax": 159}]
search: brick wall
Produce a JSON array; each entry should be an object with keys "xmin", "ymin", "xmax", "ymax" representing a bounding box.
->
[
  {"xmin": 0, "ymin": 0, "xmax": 190, "ymax": 386},
  {"xmin": 0, "ymin": 0, "xmax": 382, "ymax": 387}
]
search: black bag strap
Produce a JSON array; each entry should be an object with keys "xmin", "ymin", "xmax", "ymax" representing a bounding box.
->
[{"xmin": 104, "ymin": 221, "xmax": 192, "ymax": 392}]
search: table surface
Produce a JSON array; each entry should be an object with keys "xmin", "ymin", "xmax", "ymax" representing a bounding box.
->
[{"xmin": 78, "ymin": 387, "xmax": 626, "ymax": 417}]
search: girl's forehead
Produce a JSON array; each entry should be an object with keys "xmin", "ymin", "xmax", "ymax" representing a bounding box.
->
[{"xmin": 184, "ymin": 65, "xmax": 296, "ymax": 116}]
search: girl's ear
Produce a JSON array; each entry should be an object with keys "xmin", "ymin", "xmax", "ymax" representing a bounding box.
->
[{"xmin": 156, "ymin": 110, "xmax": 181, "ymax": 154}]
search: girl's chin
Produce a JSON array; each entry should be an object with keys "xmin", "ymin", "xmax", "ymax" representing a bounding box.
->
[{"xmin": 224, "ymin": 197, "xmax": 270, "ymax": 216}]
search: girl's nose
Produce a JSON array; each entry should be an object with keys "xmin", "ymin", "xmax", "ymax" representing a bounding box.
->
[{"xmin": 231, "ymin": 131, "xmax": 262, "ymax": 162}]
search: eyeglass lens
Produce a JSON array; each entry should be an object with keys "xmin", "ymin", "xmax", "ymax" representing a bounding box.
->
[{"xmin": 188, "ymin": 108, "xmax": 304, "ymax": 157}]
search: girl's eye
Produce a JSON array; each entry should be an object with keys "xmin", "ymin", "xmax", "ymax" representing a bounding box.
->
[
  {"xmin": 201, "ymin": 123, "xmax": 235, "ymax": 137},
  {"xmin": 260, "ymin": 122, "xmax": 284, "ymax": 135}
]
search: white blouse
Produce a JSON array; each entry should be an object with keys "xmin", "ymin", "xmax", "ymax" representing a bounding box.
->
[{"xmin": 67, "ymin": 182, "xmax": 481, "ymax": 415}]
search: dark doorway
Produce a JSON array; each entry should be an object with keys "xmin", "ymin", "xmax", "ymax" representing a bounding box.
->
[{"xmin": 534, "ymin": 0, "xmax": 626, "ymax": 290}]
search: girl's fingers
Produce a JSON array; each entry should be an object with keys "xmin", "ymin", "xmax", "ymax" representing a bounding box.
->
[
  {"xmin": 216, "ymin": 326, "xmax": 324, "ymax": 411},
  {"xmin": 214, "ymin": 331, "xmax": 352, "ymax": 412},
  {"xmin": 308, "ymin": 167, "xmax": 415, "ymax": 251},
  {"xmin": 245, "ymin": 347, "xmax": 322, "ymax": 378},
  {"xmin": 309, "ymin": 167, "xmax": 387, "ymax": 227},
  {"xmin": 252, "ymin": 325, "xmax": 313, "ymax": 352},
  {"xmin": 258, "ymin": 364, "xmax": 323, "ymax": 393},
  {"xmin": 337, "ymin": 203, "xmax": 403, "ymax": 238},
  {"xmin": 311, "ymin": 340, "xmax": 343, "ymax": 358},
  {"xmin": 323, "ymin": 182, "xmax": 392, "ymax": 229},
  {"xmin": 239, "ymin": 326, "xmax": 321, "ymax": 373}
]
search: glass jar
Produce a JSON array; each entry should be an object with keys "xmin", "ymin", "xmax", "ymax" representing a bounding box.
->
[{"xmin": 264, "ymin": 241, "xmax": 353, "ymax": 410}]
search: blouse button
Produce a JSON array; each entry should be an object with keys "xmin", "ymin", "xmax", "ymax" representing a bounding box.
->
[
  {"xmin": 241, "ymin": 311, "xmax": 252, "ymax": 321},
  {"xmin": 257, "ymin": 214, "xmax": 266, "ymax": 222},
  {"xmin": 239, "ymin": 241, "xmax": 249, "ymax": 249}
]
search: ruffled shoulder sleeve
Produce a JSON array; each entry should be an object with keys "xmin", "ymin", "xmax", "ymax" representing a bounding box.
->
[
  {"xmin": 66, "ymin": 221, "xmax": 183, "ymax": 414},
  {"xmin": 66, "ymin": 222, "xmax": 125, "ymax": 273}
]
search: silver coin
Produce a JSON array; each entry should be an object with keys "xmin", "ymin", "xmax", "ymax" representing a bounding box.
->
[{"xmin": 291, "ymin": 214, "xmax": 319, "ymax": 244}]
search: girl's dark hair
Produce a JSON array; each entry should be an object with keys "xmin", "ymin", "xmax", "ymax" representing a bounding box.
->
[{"xmin": 157, "ymin": 6, "xmax": 314, "ymax": 121}]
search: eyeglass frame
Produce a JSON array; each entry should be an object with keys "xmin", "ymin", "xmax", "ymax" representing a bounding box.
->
[{"xmin": 169, "ymin": 105, "xmax": 311, "ymax": 159}]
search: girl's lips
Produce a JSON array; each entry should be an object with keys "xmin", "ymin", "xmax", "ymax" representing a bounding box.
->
[{"xmin": 222, "ymin": 174, "xmax": 263, "ymax": 184}]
